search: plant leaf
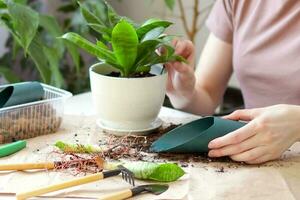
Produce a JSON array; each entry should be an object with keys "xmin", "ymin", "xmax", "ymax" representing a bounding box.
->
[
  {"xmin": 122, "ymin": 162, "xmax": 185, "ymax": 182},
  {"xmin": 96, "ymin": 40, "xmax": 108, "ymax": 49},
  {"xmin": 43, "ymin": 46, "xmax": 64, "ymax": 88},
  {"xmin": 0, "ymin": 66, "xmax": 20, "ymax": 83},
  {"xmin": 27, "ymin": 36, "xmax": 51, "ymax": 83},
  {"xmin": 0, "ymin": 0, "xmax": 6, "ymax": 9},
  {"xmin": 164, "ymin": 0, "xmax": 175, "ymax": 11},
  {"xmin": 148, "ymin": 163, "xmax": 185, "ymax": 182},
  {"xmin": 79, "ymin": 2, "xmax": 102, "ymax": 25},
  {"xmin": 0, "ymin": 13, "xmax": 19, "ymax": 38},
  {"xmin": 39, "ymin": 14, "xmax": 81, "ymax": 72},
  {"xmin": 12, "ymin": 36, "xmax": 21, "ymax": 59},
  {"xmin": 135, "ymin": 39, "xmax": 176, "ymax": 67},
  {"xmin": 12, "ymin": 0, "xmax": 28, "ymax": 5},
  {"xmin": 136, "ymin": 39, "xmax": 161, "ymax": 62},
  {"xmin": 60, "ymin": 32, "xmax": 116, "ymax": 64},
  {"xmin": 141, "ymin": 26, "xmax": 165, "ymax": 42},
  {"xmin": 85, "ymin": 0, "xmax": 109, "ymax": 26},
  {"xmin": 88, "ymin": 23, "xmax": 112, "ymax": 37},
  {"xmin": 112, "ymin": 19, "xmax": 138, "ymax": 76},
  {"xmin": 64, "ymin": 41, "xmax": 81, "ymax": 73},
  {"xmin": 136, "ymin": 19, "xmax": 172, "ymax": 39},
  {"xmin": 7, "ymin": 1, "xmax": 39, "ymax": 53},
  {"xmin": 135, "ymin": 65, "xmax": 151, "ymax": 73},
  {"xmin": 39, "ymin": 14, "xmax": 64, "ymax": 57}
]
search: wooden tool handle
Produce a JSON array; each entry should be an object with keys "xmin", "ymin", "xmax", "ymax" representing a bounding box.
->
[
  {"xmin": 99, "ymin": 189, "xmax": 133, "ymax": 200},
  {"xmin": 16, "ymin": 173, "xmax": 104, "ymax": 200},
  {"xmin": 0, "ymin": 162, "xmax": 55, "ymax": 171}
]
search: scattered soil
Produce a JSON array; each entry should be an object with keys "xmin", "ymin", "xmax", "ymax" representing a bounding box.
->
[
  {"xmin": 106, "ymin": 71, "xmax": 155, "ymax": 78},
  {"xmin": 215, "ymin": 166, "xmax": 225, "ymax": 173},
  {"xmin": 52, "ymin": 122, "xmax": 246, "ymax": 174},
  {"xmin": 100, "ymin": 124, "xmax": 180, "ymax": 161},
  {"xmin": 98, "ymin": 124, "xmax": 244, "ymax": 169}
]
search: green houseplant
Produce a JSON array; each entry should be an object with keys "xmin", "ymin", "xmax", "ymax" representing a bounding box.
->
[
  {"xmin": 61, "ymin": 1, "xmax": 186, "ymax": 134},
  {"xmin": 61, "ymin": 2, "xmax": 185, "ymax": 77}
]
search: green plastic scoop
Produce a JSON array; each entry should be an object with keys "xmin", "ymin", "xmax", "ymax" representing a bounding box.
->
[
  {"xmin": 150, "ymin": 116, "xmax": 246, "ymax": 153},
  {"xmin": 0, "ymin": 82, "xmax": 44, "ymax": 108}
]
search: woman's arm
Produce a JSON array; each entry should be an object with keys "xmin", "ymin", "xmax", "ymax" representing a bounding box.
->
[{"xmin": 166, "ymin": 33, "xmax": 233, "ymax": 115}]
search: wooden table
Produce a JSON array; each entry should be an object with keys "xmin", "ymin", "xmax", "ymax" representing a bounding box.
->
[{"xmin": 1, "ymin": 92, "xmax": 299, "ymax": 200}]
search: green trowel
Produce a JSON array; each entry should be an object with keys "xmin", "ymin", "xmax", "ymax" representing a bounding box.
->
[{"xmin": 150, "ymin": 116, "xmax": 246, "ymax": 153}]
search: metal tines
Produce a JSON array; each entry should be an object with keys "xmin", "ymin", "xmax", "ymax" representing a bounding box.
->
[
  {"xmin": 118, "ymin": 165, "xmax": 135, "ymax": 186},
  {"xmin": 102, "ymin": 164, "xmax": 135, "ymax": 186}
]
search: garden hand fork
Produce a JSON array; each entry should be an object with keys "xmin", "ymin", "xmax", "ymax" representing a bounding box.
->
[{"xmin": 16, "ymin": 165, "xmax": 134, "ymax": 200}]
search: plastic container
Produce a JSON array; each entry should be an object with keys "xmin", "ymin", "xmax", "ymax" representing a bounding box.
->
[{"xmin": 0, "ymin": 83, "xmax": 72, "ymax": 144}]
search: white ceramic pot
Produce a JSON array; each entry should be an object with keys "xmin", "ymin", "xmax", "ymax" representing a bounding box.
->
[{"xmin": 89, "ymin": 63, "xmax": 167, "ymax": 133}]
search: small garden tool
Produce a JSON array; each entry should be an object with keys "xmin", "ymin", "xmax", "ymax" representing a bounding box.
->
[
  {"xmin": 99, "ymin": 184, "xmax": 169, "ymax": 200},
  {"xmin": 0, "ymin": 159, "xmax": 95, "ymax": 171},
  {"xmin": 15, "ymin": 165, "xmax": 135, "ymax": 200},
  {"xmin": 0, "ymin": 140, "xmax": 26, "ymax": 158}
]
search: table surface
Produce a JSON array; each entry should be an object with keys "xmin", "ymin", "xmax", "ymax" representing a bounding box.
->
[
  {"xmin": 38, "ymin": 93, "xmax": 300, "ymax": 200},
  {"xmin": 1, "ymin": 92, "xmax": 300, "ymax": 200}
]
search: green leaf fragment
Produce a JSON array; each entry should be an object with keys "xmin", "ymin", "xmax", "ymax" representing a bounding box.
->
[
  {"xmin": 54, "ymin": 141, "xmax": 102, "ymax": 153},
  {"xmin": 106, "ymin": 161, "xmax": 185, "ymax": 182},
  {"xmin": 121, "ymin": 161, "xmax": 185, "ymax": 182}
]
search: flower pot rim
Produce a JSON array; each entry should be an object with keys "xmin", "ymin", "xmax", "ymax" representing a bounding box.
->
[{"xmin": 89, "ymin": 62, "xmax": 167, "ymax": 81}]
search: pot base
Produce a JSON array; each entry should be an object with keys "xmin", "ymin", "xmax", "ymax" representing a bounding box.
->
[{"xmin": 96, "ymin": 118, "xmax": 163, "ymax": 136}]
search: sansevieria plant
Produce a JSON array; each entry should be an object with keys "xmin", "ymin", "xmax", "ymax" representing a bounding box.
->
[{"xmin": 61, "ymin": 1, "xmax": 186, "ymax": 78}]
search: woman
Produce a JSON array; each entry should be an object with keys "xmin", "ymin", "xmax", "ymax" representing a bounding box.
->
[{"xmin": 166, "ymin": 0, "xmax": 300, "ymax": 164}]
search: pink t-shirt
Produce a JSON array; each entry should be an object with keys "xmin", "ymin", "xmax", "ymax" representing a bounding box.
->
[{"xmin": 206, "ymin": 0, "xmax": 300, "ymax": 108}]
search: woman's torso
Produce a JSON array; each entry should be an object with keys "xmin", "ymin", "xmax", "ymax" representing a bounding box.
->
[{"xmin": 232, "ymin": 0, "xmax": 300, "ymax": 108}]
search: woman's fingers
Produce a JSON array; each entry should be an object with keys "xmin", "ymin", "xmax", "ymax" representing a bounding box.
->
[
  {"xmin": 230, "ymin": 147, "xmax": 268, "ymax": 162},
  {"xmin": 208, "ymin": 122, "xmax": 256, "ymax": 149},
  {"xmin": 174, "ymin": 39, "xmax": 194, "ymax": 58},
  {"xmin": 246, "ymin": 154, "xmax": 273, "ymax": 164},
  {"xmin": 223, "ymin": 109, "xmax": 261, "ymax": 121},
  {"xmin": 208, "ymin": 134, "xmax": 258, "ymax": 157}
]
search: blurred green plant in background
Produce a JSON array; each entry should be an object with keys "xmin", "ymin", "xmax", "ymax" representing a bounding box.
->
[{"xmin": 0, "ymin": 0, "xmax": 106, "ymax": 94}]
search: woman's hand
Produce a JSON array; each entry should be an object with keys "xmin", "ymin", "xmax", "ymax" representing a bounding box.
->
[
  {"xmin": 208, "ymin": 104, "xmax": 300, "ymax": 164},
  {"xmin": 165, "ymin": 39, "xmax": 196, "ymax": 105}
]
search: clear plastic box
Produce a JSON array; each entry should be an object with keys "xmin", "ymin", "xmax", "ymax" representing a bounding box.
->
[{"xmin": 0, "ymin": 83, "xmax": 72, "ymax": 144}]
